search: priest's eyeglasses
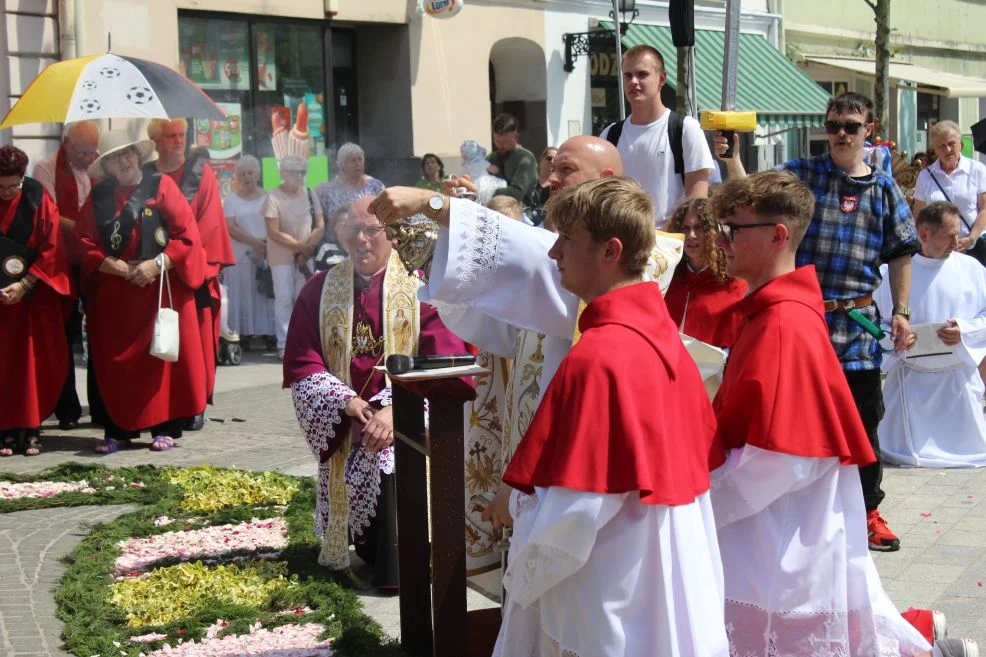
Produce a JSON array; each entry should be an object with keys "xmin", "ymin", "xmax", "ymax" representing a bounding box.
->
[
  {"xmin": 340, "ymin": 223, "xmax": 386, "ymax": 238},
  {"xmin": 0, "ymin": 178, "xmax": 24, "ymax": 192},
  {"xmin": 717, "ymin": 221, "xmax": 778, "ymax": 244}
]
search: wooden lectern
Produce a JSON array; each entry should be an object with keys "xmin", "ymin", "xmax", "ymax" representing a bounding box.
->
[{"xmin": 390, "ymin": 371, "xmax": 502, "ymax": 657}]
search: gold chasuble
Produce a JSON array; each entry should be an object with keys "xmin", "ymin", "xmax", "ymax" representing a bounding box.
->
[{"xmin": 316, "ymin": 251, "xmax": 421, "ymax": 569}]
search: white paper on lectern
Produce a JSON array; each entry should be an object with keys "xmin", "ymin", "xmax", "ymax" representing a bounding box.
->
[
  {"xmin": 372, "ymin": 364, "xmax": 490, "ymax": 381},
  {"xmin": 903, "ymin": 322, "xmax": 954, "ymax": 360}
]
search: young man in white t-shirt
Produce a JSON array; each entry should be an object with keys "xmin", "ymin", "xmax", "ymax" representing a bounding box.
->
[{"xmin": 601, "ymin": 45, "xmax": 715, "ymax": 226}]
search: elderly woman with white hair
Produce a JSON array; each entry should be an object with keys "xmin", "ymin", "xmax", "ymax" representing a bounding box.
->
[
  {"xmin": 263, "ymin": 154, "xmax": 324, "ymax": 358},
  {"xmin": 314, "ymin": 142, "xmax": 385, "ymax": 224},
  {"xmin": 224, "ymin": 155, "xmax": 275, "ymax": 341},
  {"xmin": 914, "ymin": 120, "xmax": 986, "ymax": 264}
]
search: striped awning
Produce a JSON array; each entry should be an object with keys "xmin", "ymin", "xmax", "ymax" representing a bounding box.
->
[{"xmin": 602, "ymin": 22, "xmax": 831, "ymax": 130}]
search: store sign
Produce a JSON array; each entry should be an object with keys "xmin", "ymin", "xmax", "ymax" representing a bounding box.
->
[
  {"xmin": 421, "ymin": 0, "xmax": 464, "ymax": 18},
  {"xmin": 590, "ymin": 51, "xmax": 621, "ymax": 78}
]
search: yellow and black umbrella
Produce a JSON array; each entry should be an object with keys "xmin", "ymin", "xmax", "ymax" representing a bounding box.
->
[{"xmin": 1, "ymin": 53, "xmax": 225, "ymax": 128}]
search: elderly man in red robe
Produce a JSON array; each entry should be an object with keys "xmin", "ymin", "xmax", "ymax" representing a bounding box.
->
[
  {"xmin": 78, "ymin": 131, "xmax": 207, "ymax": 454},
  {"xmin": 0, "ymin": 145, "xmax": 72, "ymax": 457},
  {"xmin": 32, "ymin": 120, "xmax": 101, "ymax": 429},
  {"xmin": 146, "ymin": 118, "xmax": 234, "ymax": 430},
  {"xmin": 283, "ymin": 196, "xmax": 471, "ymax": 591}
]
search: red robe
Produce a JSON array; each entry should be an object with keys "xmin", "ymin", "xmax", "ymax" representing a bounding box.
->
[
  {"xmin": 53, "ymin": 145, "xmax": 84, "ymax": 266},
  {"xmin": 77, "ymin": 174, "xmax": 207, "ymax": 430},
  {"xmin": 159, "ymin": 158, "xmax": 234, "ymax": 404},
  {"xmin": 664, "ymin": 262, "xmax": 747, "ymax": 349},
  {"xmin": 503, "ymin": 282, "xmax": 719, "ymax": 506},
  {"xmin": 712, "ymin": 266, "xmax": 876, "ymax": 465},
  {"xmin": 0, "ymin": 184, "xmax": 71, "ymax": 430}
]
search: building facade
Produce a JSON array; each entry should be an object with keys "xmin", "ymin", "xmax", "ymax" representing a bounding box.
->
[
  {"xmin": 1, "ymin": 0, "xmax": 854, "ymax": 189},
  {"xmin": 783, "ymin": 0, "xmax": 986, "ymax": 160}
]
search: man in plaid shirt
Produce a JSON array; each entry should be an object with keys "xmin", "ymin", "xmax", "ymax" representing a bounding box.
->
[{"xmin": 716, "ymin": 92, "xmax": 920, "ymax": 552}]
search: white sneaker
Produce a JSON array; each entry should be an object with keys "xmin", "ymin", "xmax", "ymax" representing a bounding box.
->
[{"xmin": 936, "ymin": 638, "xmax": 980, "ymax": 657}]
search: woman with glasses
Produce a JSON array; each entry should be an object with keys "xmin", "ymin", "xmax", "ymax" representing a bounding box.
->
[
  {"xmin": 264, "ymin": 155, "xmax": 325, "ymax": 359},
  {"xmin": 223, "ymin": 155, "xmax": 275, "ymax": 344},
  {"xmin": 664, "ymin": 198, "xmax": 747, "ymax": 349},
  {"xmin": 415, "ymin": 153, "xmax": 444, "ymax": 193},
  {"xmin": 0, "ymin": 145, "xmax": 72, "ymax": 457},
  {"xmin": 77, "ymin": 132, "xmax": 207, "ymax": 454}
]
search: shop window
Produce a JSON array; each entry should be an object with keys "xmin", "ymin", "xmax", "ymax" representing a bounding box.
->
[
  {"xmin": 254, "ymin": 23, "xmax": 328, "ymax": 159},
  {"xmin": 178, "ymin": 12, "xmax": 337, "ymax": 191}
]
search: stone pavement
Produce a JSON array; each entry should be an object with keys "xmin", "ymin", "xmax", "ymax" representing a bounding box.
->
[{"xmin": 1, "ymin": 352, "xmax": 984, "ymax": 655}]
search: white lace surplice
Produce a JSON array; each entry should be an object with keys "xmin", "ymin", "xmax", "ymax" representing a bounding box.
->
[
  {"xmin": 711, "ymin": 446, "xmax": 930, "ymax": 657},
  {"xmin": 291, "ymin": 371, "xmax": 394, "ymax": 539},
  {"xmin": 497, "ymin": 487, "xmax": 728, "ymax": 657}
]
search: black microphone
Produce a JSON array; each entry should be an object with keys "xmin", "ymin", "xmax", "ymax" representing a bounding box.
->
[{"xmin": 386, "ymin": 354, "xmax": 476, "ymax": 375}]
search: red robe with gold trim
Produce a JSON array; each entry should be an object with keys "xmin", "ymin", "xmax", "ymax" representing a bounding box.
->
[
  {"xmin": 77, "ymin": 174, "xmax": 207, "ymax": 429},
  {"xmin": 0, "ymin": 186, "xmax": 71, "ymax": 430}
]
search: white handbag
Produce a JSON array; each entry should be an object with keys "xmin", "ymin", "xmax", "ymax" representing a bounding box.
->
[{"xmin": 150, "ymin": 256, "xmax": 180, "ymax": 362}]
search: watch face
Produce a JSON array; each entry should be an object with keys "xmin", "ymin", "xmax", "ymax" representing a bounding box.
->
[{"xmin": 429, "ymin": 195, "xmax": 444, "ymax": 211}]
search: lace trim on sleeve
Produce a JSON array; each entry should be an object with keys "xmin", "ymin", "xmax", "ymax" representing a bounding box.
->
[
  {"xmin": 456, "ymin": 205, "xmax": 503, "ymax": 299},
  {"xmin": 503, "ymin": 540, "xmax": 585, "ymax": 610},
  {"xmin": 290, "ymin": 371, "xmax": 355, "ymax": 458}
]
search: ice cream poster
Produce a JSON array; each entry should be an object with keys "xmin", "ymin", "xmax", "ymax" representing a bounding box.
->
[{"xmin": 194, "ymin": 102, "xmax": 243, "ymax": 161}]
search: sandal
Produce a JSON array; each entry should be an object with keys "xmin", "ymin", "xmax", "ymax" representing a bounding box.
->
[
  {"xmin": 150, "ymin": 435, "xmax": 174, "ymax": 452},
  {"xmin": 23, "ymin": 434, "xmax": 41, "ymax": 457},
  {"xmin": 0, "ymin": 434, "xmax": 15, "ymax": 457},
  {"xmin": 94, "ymin": 438, "xmax": 130, "ymax": 455}
]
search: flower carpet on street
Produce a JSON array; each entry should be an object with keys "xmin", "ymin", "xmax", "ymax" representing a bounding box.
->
[
  {"xmin": 2, "ymin": 463, "xmax": 409, "ymax": 657},
  {"xmin": 114, "ymin": 517, "xmax": 289, "ymax": 574}
]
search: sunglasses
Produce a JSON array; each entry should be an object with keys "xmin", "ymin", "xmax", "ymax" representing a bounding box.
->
[
  {"xmin": 824, "ymin": 120, "xmax": 867, "ymax": 136},
  {"xmin": 717, "ymin": 221, "xmax": 778, "ymax": 244}
]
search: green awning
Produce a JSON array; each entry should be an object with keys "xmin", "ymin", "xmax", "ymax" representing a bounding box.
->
[{"xmin": 601, "ymin": 22, "xmax": 830, "ymax": 129}]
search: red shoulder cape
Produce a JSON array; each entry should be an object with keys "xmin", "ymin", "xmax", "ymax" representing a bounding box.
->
[
  {"xmin": 502, "ymin": 282, "xmax": 719, "ymax": 506},
  {"xmin": 664, "ymin": 263, "xmax": 747, "ymax": 349},
  {"xmin": 712, "ymin": 266, "xmax": 876, "ymax": 466}
]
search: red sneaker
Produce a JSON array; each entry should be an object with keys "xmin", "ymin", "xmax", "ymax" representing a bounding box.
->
[
  {"xmin": 901, "ymin": 607, "xmax": 947, "ymax": 642},
  {"xmin": 867, "ymin": 509, "xmax": 901, "ymax": 551}
]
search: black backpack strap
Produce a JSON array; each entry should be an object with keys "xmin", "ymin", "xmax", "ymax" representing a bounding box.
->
[
  {"xmin": 667, "ymin": 110, "xmax": 686, "ymax": 184},
  {"xmin": 603, "ymin": 119, "xmax": 627, "ymax": 148}
]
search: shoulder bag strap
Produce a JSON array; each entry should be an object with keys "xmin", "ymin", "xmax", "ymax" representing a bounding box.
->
[
  {"xmin": 307, "ymin": 188, "xmax": 317, "ymax": 230},
  {"xmin": 928, "ymin": 170, "xmax": 974, "ymax": 233}
]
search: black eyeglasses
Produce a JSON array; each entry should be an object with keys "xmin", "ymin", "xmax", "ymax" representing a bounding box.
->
[
  {"xmin": 718, "ymin": 222, "xmax": 779, "ymax": 244},
  {"xmin": 824, "ymin": 120, "xmax": 867, "ymax": 136}
]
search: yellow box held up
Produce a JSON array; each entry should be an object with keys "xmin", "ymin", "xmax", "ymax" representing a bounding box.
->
[{"xmin": 700, "ymin": 110, "xmax": 758, "ymax": 132}]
